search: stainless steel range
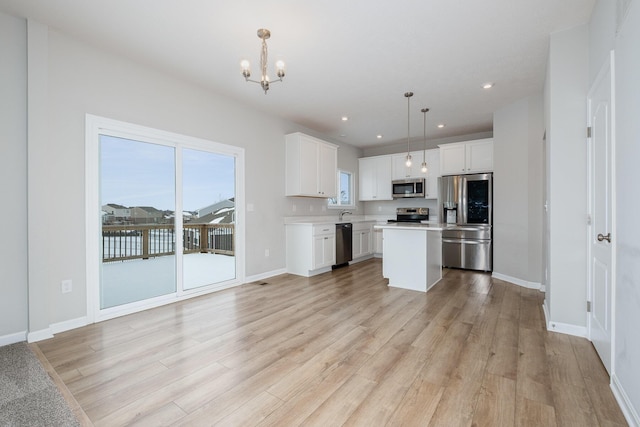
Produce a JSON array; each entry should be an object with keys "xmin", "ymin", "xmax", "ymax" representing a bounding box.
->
[{"xmin": 388, "ymin": 207, "xmax": 429, "ymax": 223}]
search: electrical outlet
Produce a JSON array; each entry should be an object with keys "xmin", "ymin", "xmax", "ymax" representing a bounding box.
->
[
  {"xmin": 247, "ymin": 203, "xmax": 254, "ymax": 212},
  {"xmin": 61, "ymin": 279, "xmax": 72, "ymax": 294},
  {"xmin": 378, "ymin": 206, "xmax": 382, "ymax": 212},
  {"xmin": 292, "ymin": 204, "xmax": 297, "ymax": 212},
  {"xmin": 265, "ymin": 249, "xmax": 270, "ymax": 257}
]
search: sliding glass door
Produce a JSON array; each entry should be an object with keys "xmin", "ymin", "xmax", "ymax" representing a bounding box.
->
[
  {"xmin": 95, "ymin": 121, "xmax": 240, "ymax": 316},
  {"xmin": 182, "ymin": 148, "xmax": 236, "ymax": 290},
  {"xmin": 100, "ymin": 136, "xmax": 177, "ymax": 309}
]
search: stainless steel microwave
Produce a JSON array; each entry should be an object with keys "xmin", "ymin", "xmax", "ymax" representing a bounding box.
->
[{"xmin": 392, "ymin": 178, "xmax": 425, "ymax": 198}]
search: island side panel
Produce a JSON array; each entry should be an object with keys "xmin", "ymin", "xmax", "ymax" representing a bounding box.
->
[
  {"xmin": 426, "ymin": 230, "xmax": 443, "ymax": 290},
  {"xmin": 382, "ymin": 228, "xmax": 428, "ymax": 292}
]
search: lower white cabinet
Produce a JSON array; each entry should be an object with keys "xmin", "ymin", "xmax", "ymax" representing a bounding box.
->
[
  {"xmin": 352, "ymin": 222, "xmax": 374, "ymax": 260},
  {"xmin": 286, "ymin": 224, "xmax": 336, "ymax": 277},
  {"xmin": 373, "ymin": 225, "xmax": 384, "ymax": 256}
]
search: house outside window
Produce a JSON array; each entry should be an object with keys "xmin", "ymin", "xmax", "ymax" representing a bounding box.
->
[{"xmin": 328, "ymin": 170, "xmax": 354, "ymax": 208}]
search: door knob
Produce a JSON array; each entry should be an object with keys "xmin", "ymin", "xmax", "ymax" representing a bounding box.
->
[{"xmin": 597, "ymin": 233, "xmax": 611, "ymax": 243}]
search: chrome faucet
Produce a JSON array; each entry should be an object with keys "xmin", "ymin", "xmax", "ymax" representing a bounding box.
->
[{"xmin": 339, "ymin": 210, "xmax": 352, "ymax": 221}]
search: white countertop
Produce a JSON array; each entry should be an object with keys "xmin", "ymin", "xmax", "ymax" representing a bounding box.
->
[
  {"xmin": 284, "ymin": 215, "xmax": 390, "ymax": 226},
  {"xmin": 374, "ymin": 222, "xmax": 444, "ymax": 231}
]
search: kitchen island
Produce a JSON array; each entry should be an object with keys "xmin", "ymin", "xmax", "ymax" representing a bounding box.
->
[{"xmin": 373, "ymin": 222, "xmax": 443, "ymax": 292}]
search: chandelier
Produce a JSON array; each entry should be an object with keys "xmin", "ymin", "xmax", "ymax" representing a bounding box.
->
[{"xmin": 240, "ymin": 29, "xmax": 285, "ymax": 94}]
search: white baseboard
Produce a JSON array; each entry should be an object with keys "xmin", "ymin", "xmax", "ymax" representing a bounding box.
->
[
  {"xmin": 27, "ymin": 328, "xmax": 54, "ymax": 343},
  {"xmin": 492, "ymin": 272, "xmax": 542, "ymax": 290},
  {"xmin": 611, "ymin": 373, "xmax": 640, "ymax": 427},
  {"xmin": 546, "ymin": 320, "xmax": 587, "ymax": 338},
  {"xmin": 541, "ymin": 299, "xmax": 587, "ymax": 338},
  {"xmin": 51, "ymin": 316, "xmax": 88, "ymax": 334},
  {"xmin": 26, "ymin": 316, "xmax": 90, "ymax": 343},
  {"xmin": 0, "ymin": 331, "xmax": 27, "ymax": 346},
  {"xmin": 244, "ymin": 268, "xmax": 287, "ymax": 284}
]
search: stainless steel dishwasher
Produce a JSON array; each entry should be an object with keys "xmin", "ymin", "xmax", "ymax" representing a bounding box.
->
[{"xmin": 334, "ymin": 223, "xmax": 353, "ymax": 268}]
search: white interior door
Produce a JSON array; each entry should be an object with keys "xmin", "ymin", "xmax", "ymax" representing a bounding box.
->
[{"xmin": 587, "ymin": 51, "xmax": 615, "ymax": 374}]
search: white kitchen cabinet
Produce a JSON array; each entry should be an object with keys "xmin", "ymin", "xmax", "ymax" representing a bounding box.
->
[
  {"xmin": 286, "ymin": 223, "xmax": 336, "ymax": 277},
  {"xmin": 439, "ymin": 138, "xmax": 493, "ymax": 175},
  {"xmin": 352, "ymin": 222, "xmax": 373, "ymax": 260},
  {"xmin": 373, "ymin": 227, "xmax": 384, "ymax": 256},
  {"xmin": 390, "ymin": 149, "xmax": 439, "ymax": 198},
  {"xmin": 424, "ymin": 149, "xmax": 440, "ymax": 199},
  {"xmin": 358, "ymin": 155, "xmax": 392, "ymax": 201},
  {"xmin": 392, "ymin": 151, "xmax": 428, "ymax": 180},
  {"xmin": 286, "ymin": 132, "xmax": 338, "ymax": 198}
]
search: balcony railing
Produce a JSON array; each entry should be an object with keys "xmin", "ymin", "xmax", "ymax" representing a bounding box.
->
[{"xmin": 102, "ymin": 223, "xmax": 235, "ymax": 262}]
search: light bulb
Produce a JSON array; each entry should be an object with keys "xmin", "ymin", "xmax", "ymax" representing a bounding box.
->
[
  {"xmin": 421, "ymin": 162, "xmax": 428, "ymax": 173},
  {"xmin": 405, "ymin": 154, "xmax": 412, "ymax": 167},
  {"xmin": 240, "ymin": 60, "xmax": 251, "ymax": 78},
  {"xmin": 275, "ymin": 60, "xmax": 285, "ymax": 78}
]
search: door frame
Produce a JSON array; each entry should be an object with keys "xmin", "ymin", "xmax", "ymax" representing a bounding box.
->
[
  {"xmin": 586, "ymin": 50, "xmax": 617, "ymax": 375},
  {"xmin": 85, "ymin": 114, "xmax": 246, "ymax": 323}
]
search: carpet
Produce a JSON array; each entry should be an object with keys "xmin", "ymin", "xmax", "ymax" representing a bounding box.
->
[{"xmin": 0, "ymin": 342, "xmax": 79, "ymax": 427}]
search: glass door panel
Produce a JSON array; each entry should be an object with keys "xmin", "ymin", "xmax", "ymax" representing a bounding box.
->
[
  {"xmin": 182, "ymin": 148, "xmax": 236, "ymax": 290},
  {"xmin": 100, "ymin": 135, "xmax": 176, "ymax": 309}
]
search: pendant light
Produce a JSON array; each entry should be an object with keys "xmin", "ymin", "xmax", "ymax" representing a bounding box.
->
[
  {"xmin": 404, "ymin": 92, "xmax": 413, "ymax": 167},
  {"xmin": 421, "ymin": 108, "xmax": 430, "ymax": 173}
]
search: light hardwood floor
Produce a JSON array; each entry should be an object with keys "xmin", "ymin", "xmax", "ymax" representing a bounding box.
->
[{"xmin": 36, "ymin": 259, "xmax": 627, "ymax": 426}]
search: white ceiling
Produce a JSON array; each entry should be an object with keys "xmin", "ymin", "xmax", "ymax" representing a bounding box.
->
[{"xmin": 0, "ymin": 0, "xmax": 595, "ymax": 148}]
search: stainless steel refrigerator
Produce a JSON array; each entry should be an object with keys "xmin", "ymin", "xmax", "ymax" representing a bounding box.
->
[{"xmin": 438, "ymin": 173, "xmax": 493, "ymax": 271}]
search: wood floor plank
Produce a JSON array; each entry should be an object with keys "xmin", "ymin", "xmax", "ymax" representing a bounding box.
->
[
  {"xmin": 298, "ymin": 374, "xmax": 378, "ymax": 427},
  {"xmin": 515, "ymin": 395, "xmax": 557, "ymax": 427},
  {"xmin": 212, "ymin": 391, "xmax": 284, "ymax": 427},
  {"xmin": 472, "ymin": 373, "xmax": 516, "ymax": 427},
  {"xmin": 257, "ymin": 353, "xmax": 370, "ymax": 427},
  {"xmin": 33, "ymin": 260, "xmax": 626, "ymax": 427},
  {"xmin": 385, "ymin": 377, "xmax": 444, "ymax": 426}
]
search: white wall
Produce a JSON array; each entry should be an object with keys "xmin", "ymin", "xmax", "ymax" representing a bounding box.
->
[
  {"xmin": 493, "ymin": 94, "xmax": 543, "ymax": 285},
  {"xmin": 0, "ymin": 12, "xmax": 28, "ymax": 344},
  {"xmin": 545, "ymin": 24, "xmax": 590, "ymax": 330},
  {"xmin": 606, "ymin": 0, "xmax": 640, "ymax": 421},
  {"xmin": 15, "ymin": 19, "xmax": 361, "ymax": 337}
]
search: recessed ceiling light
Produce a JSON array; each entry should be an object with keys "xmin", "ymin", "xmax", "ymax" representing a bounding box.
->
[
  {"xmin": 339, "ymin": 133, "xmax": 347, "ymax": 137},
  {"xmin": 376, "ymin": 134, "xmax": 383, "ymax": 139},
  {"xmin": 341, "ymin": 116, "xmax": 349, "ymax": 121},
  {"xmin": 437, "ymin": 124, "xmax": 445, "ymax": 128},
  {"xmin": 482, "ymin": 82, "xmax": 494, "ymax": 89}
]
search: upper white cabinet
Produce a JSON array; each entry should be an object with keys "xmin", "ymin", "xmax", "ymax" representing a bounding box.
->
[
  {"xmin": 439, "ymin": 138, "xmax": 493, "ymax": 175},
  {"xmin": 358, "ymin": 155, "xmax": 392, "ymax": 201},
  {"xmin": 391, "ymin": 151, "xmax": 429, "ymax": 180},
  {"xmin": 286, "ymin": 132, "xmax": 338, "ymax": 198},
  {"xmin": 424, "ymin": 149, "xmax": 440, "ymax": 199},
  {"xmin": 391, "ymin": 149, "xmax": 440, "ymax": 198}
]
